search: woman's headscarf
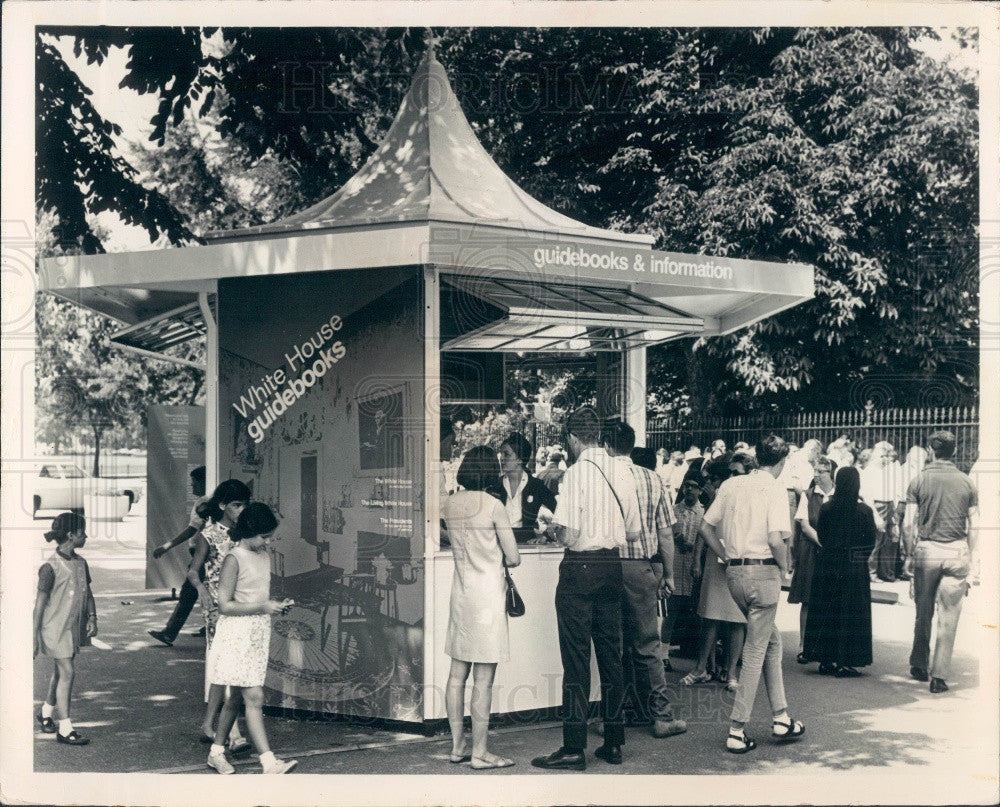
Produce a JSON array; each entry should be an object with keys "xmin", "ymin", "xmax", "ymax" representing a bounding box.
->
[{"xmin": 832, "ymin": 466, "xmax": 862, "ymax": 512}]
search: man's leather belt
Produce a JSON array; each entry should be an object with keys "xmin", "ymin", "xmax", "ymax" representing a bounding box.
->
[{"xmin": 727, "ymin": 558, "xmax": 778, "ymax": 567}]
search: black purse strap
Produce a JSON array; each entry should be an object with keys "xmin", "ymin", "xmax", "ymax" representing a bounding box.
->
[{"xmin": 583, "ymin": 459, "xmax": 627, "ymax": 524}]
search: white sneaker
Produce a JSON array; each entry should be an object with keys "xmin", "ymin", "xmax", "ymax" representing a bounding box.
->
[
  {"xmin": 207, "ymin": 752, "xmax": 235, "ymax": 775},
  {"xmin": 261, "ymin": 758, "xmax": 298, "ymax": 774}
]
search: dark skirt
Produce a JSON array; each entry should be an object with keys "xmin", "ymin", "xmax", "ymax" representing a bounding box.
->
[
  {"xmin": 787, "ymin": 534, "xmax": 818, "ymax": 605},
  {"xmin": 803, "ymin": 549, "xmax": 873, "ymax": 667},
  {"xmin": 869, "ymin": 501, "xmax": 898, "ymax": 582}
]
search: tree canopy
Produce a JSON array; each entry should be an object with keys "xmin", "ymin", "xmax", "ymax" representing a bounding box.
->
[{"xmin": 35, "ymin": 26, "xmax": 979, "ymax": 415}]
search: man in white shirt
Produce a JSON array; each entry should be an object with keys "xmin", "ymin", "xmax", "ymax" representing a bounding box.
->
[
  {"xmin": 532, "ymin": 408, "xmax": 642, "ymax": 771},
  {"xmin": 699, "ymin": 435, "xmax": 806, "ymax": 754}
]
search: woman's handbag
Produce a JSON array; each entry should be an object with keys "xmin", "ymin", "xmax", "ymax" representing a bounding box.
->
[{"xmin": 504, "ymin": 563, "xmax": 525, "ymax": 617}]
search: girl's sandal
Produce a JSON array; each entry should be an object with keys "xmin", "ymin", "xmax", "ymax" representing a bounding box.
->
[
  {"xmin": 772, "ymin": 717, "xmax": 806, "ymax": 742},
  {"xmin": 470, "ymin": 754, "xmax": 515, "ymax": 770},
  {"xmin": 680, "ymin": 671, "xmax": 712, "ymax": 686},
  {"xmin": 726, "ymin": 731, "xmax": 757, "ymax": 754}
]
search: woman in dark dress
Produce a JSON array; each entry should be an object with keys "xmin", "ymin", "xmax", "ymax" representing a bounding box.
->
[
  {"xmin": 803, "ymin": 466, "xmax": 878, "ymax": 677},
  {"xmin": 789, "ymin": 457, "xmax": 837, "ymax": 663}
]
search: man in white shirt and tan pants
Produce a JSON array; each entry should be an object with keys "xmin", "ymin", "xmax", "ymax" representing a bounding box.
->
[
  {"xmin": 699, "ymin": 434, "xmax": 806, "ymax": 753},
  {"xmin": 533, "ymin": 407, "xmax": 642, "ymax": 771}
]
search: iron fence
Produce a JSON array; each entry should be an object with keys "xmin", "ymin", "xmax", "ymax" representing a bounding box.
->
[{"xmin": 646, "ymin": 406, "xmax": 980, "ymax": 473}]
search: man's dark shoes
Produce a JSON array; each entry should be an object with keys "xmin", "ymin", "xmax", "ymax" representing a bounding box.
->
[
  {"xmin": 56, "ymin": 730, "xmax": 90, "ymax": 745},
  {"xmin": 929, "ymin": 677, "xmax": 949, "ymax": 694},
  {"xmin": 148, "ymin": 630, "xmax": 173, "ymax": 647},
  {"xmin": 593, "ymin": 744, "xmax": 622, "ymax": 765},
  {"xmin": 531, "ymin": 747, "xmax": 586, "ymax": 771},
  {"xmin": 910, "ymin": 666, "xmax": 929, "ymax": 682}
]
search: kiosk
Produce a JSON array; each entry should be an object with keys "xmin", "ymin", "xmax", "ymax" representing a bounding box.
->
[{"xmin": 41, "ymin": 48, "xmax": 814, "ymax": 727}]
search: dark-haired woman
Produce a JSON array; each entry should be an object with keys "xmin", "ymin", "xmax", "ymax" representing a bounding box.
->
[
  {"xmin": 803, "ymin": 466, "xmax": 878, "ymax": 677},
  {"xmin": 441, "ymin": 445, "xmax": 521, "ymax": 769},
  {"xmin": 207, "ymin": 502, "xmax": 297, "ymax": 774},
  {"xmin": 188, "ymin": 479, "xmax": 252, "ymax": 748},
  {"xmin": 495, "ymin": 433, "xmax": 557, "ymax": 544},
  {"xmin": 33, "ymin": 512, "xmax": 96, "ymax": 745}
]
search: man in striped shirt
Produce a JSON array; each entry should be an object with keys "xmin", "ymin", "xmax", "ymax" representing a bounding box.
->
[{"xmin": 602, "ymin": 420, "xmax": 688, "ymax": 739}]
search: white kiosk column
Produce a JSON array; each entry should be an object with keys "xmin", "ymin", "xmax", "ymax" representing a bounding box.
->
[
  {"xmin": 422, "ymin": 264, "xmax": 442, "ymax": 722},
  {"xmin": 624, "ymin": 346, "xmax": 647, "ymax": 446},
  {"xmin": 198, "ymin": 291, "xmax": 218, "ymax": 493}
]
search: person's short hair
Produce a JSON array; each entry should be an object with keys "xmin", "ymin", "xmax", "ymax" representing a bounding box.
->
[
  {"xmin": 190, "ymin": 466, "xmax": 206, "ymax": 484},
  {"xmin": 814, "ymin": 455, "xmax": 834, "ymax": 472},
  {"xmin": 500, "ymin": 433, "xmax": 533, "ymax": 468},
  {"xmin": 730, "ymin": 450, "xmax": 757, "ymax": 472},
  {"xmin": 928, "ymin": 430, "xmax": 956, "ymax": 460},
  {"xmin": 456, "ymin": 445, "xmax": 502, "ymax": 492},
  {"xmin": 601, "ymin": 419, "xmax": 636, "ymax": 455},
  {"xmin": 704, "ymin": 457, "xmax": 732, "ymax": 484},
  {"xmin": 681, "ymin": 475, "xmax": 703, "ymax": 490},
  {"xmin": 230, "ymin": 501, "xmax": 279, "ymax": 541},
  {"xmin": 548, "ymin": 451, "xmax": 564, "ymax": 464},
  {"xmin": 566, "ymin": 407, "xmax": 601, "ymax": 444},
  {"xmin": 755, "ymin": 434, "xmax": 790, "ymax": 467},
  {"xmin": 630, "ymin": 446, "xmax": 657, "ymax": 470}
]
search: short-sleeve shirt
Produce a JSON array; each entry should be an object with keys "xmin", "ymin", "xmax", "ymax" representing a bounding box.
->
[
  {"xmin": 778, "ymin": 451, "xmax": 816, "ymax": 492},
  {"xmin": 620, "ymin": 458, "xmax": 675, "ymax": 560},
  {"xmin": 795, "ymin": 486, "xmax": 833, "ymax": 526},
  {"xmin": 38, "ymin": 553, "xmax": 91, "ymax": 592},
  {"xmin": 553, "ymin": 447, "xmax": 642, "ymax": 551},
  {"xmin": 702, "ymin": 470, "xmax": 791, "ymax": 560},
  {"xmin": 906, "ymin": 460, "xmax": 978, "ymax": 543},
  {"xmin": 671, "ymin": 499, "xmax": 703, "ymax": 597}
]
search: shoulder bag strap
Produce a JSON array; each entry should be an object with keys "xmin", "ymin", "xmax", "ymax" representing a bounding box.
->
[{"xmin": 583, "ymin": 459, "xmax": 627, "ymax": 524}]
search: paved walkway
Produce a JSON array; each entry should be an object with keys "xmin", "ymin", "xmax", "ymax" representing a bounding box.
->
[{"xmin": 28, "ymin": 507, "xmax": 998, "ymax": 794}]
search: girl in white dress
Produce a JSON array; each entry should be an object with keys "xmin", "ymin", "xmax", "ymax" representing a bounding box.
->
[
  {"xmin": 441, "ymin": 446, "xmax": 520, "ymax": 770},
  {"xmin": 206, "ymin": 503, "xmax": 297, "ymax": 775}
]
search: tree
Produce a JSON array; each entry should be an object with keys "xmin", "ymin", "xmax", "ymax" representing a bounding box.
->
[
  {"xmin": 34, "ymin": 210, "xmax": 204, "ymax": 473},
  {"xmin": 35, "ymin": 26, "xmax": 979, "ymax": 416}
]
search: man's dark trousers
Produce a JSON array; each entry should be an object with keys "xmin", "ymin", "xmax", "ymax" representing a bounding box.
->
[
  {"xmin": 160, "ymin": 578, "xmax": 200, "ymax": 641},
  {"xmin": 556, "ymin": 548, "xmax": 626, "ymax": 750}
]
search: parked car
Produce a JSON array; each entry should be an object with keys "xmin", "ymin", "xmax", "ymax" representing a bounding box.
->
[{"xmin": 32, "ymin": 462, "xmax": 144, "ymax": 516}]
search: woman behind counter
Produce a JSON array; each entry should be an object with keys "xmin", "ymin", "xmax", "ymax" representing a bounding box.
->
[{"xmin": 493, "ymin": 433, "xmax": 557, "ymax": 544}]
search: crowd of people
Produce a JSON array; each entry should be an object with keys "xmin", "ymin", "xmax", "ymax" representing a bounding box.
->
[
  {"xmin": 32, "ymin": 418, "xmax": 979, "ymax": 773},
  {"xmin": 439, "ymin": 418, "xmax": 980, "ymax": 767}
]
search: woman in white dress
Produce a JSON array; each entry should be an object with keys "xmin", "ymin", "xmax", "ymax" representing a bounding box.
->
[{"xmin": 441, "ymin": 445, "xmax": 521, "ymax": 770}]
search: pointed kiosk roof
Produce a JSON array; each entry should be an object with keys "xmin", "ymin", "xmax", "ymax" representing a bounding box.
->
[
  {"xmin": 207, "ymin": 48, "xmax": 650, "ymax": 246},
  {"xmin": 39, "ymin": 47, "xmax": 813, "ymax": 359}
]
